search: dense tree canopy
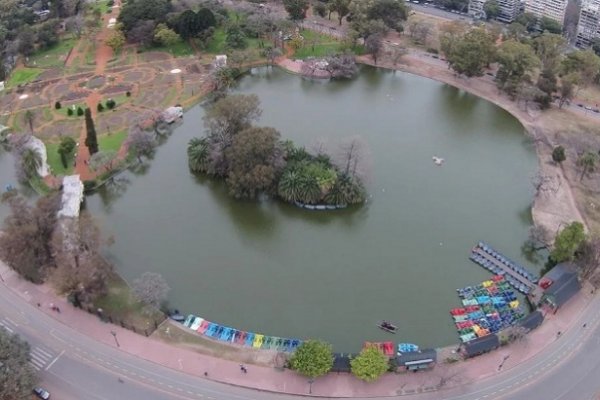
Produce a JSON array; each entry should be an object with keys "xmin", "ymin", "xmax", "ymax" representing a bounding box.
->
[
  {"xmin": 225, "ymin": 126, "xmax": 285, "ymax": 199},
  {"xmin": 289, "ymin": 340, "xmax": 334, "ymax": 379},
  {"xmin": 118, "ymin": 0, "xmax": 171, "ymax": 34},
  {"xmin": 550, "ymin": 222, "xmax": 586, "ymax": 263},
  {"xmin": 495, "ymin": 40, "xmax": 539, "ymax": 96},
  {"xmin": 443, "ymin": 27, "xmax": 496, "ymax": 77},
  {"xmin": 0, "ymin": 329, "xmax": 38, "ymax": 400},
  {"xmin": 188, "ymin": 95, "xmax": 367, "ymax": 206},
  {"xmin": 483, "ymin": 0, "xmax": 500, "ymax": 20},
  {"xmin": 283, "ymin": 0, "xmax": 309, "ymax": 21},
  {"xmin": 175, "ymin": 8, "xmax": 216, "ymax": 40},
  {"xmin": 349, "ymin": 0, "xmax": 408, "ymax": 40},
  {"xmin": 350, "ymin": 347, "xmax": 389, "ymax": 382}
]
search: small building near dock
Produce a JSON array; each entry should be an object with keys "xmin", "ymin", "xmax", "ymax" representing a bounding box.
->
[
  {"xmin": 396, "ymin": 349, "xmax": 437, "ymax": 371},
  {"xmin": 540, "ymin": 263, "xmax": 581, "ymax": 312},
  {"xmin": 463, "ymin": 334, "xmax": 499, "ymax": 358},
  {"xmin": 331, "ymin": 353, "xmax": 354, "ymax": 373}
]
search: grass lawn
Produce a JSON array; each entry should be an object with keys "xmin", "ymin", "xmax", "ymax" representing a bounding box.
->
[
  {"xmin": 28, "ymin": 37, "xmax": 77, "ymax": 68},
  {"xmin": 94, "ymin": 274, "xmax": 165, "ymax": 334},
  {"xmin": 28, "ymin": 176, "xmax": 52, "ymax": 195},
  {"xmin": 143, "ymin": 39, "xmax": 195, "ymax": 57},
  {"xmin": 45, "ymin": 142, "xmax": 75, "ymax": 176},
  {"xmin": 98, "ymin": 129, "xmax": 127, "ymax": 152},
  {"xmin": 55, "ymin": 103, "xmax": 87, "ymax": 118},
  {"xmin": 292, "ymin": 29, "xmax": 362, "ymax": 59},
  {"xmin": 7, "ymin": 68, "xmax": 43, "ymax": 87},
  {"xmin": 206, "ymin": 28, "xmax": 227, "ymax": 54},
  {"xmin": 93, "ymin": 0, "xmax": 112, "ymax": 14}
]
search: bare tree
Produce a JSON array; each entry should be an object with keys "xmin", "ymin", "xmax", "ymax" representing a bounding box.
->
[
  {"xmin": 126, "ymin": 126, "xmax": 157, "ymax": 163},
  {"xmin": 300, "ymin": 59, "xmax": 319, "ymax": 77},
  {"xmin": 133, "ymin": 272, "xmax": 170, "ymax": 310},
  {"xmin": 434, "ymin": 368, "xmax": 464, "ymax": 389},
  {"xmin": 89, "ymin": 150, "xmax": 117, "ymax": 172},
  {"xmin": 333, "ymin": 136, "xmax": 372, "ymax": 182},
  {"xmin": 66, "ymin": 14, "xmax": 85, "ymax": 38},
  {"xmin": 576, "ymin": 237, "xmax": 600, "ymax": 287},
  {"xmin": 407, "ymin": 19, "xmax": 433, "ymax": 45},
  {"xmin": 507, "ymin": 325, "xmax": 529, "ymax": 343},
  {"xmin": 387, "ymin": 46, "xmax": 407, "ymax": 67},
  {"xmin": 532, "ymin": 172, "xmax": 560, "ymax": 197},
  {"xmin": 0, "ymin": 193, "xmax": 60, "ymax": 283},
  {"xmin": 324, "ymin": 53, "xmax": 357, "ymax": 79},
  {"xmin": 51, "ymin": 212, "xmax": 113, "ymax": 306}
]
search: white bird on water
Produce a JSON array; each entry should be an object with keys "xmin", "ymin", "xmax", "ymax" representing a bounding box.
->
[{"xmin": 432, "ymin": 156, "xmax": 445, "ymax": 166}]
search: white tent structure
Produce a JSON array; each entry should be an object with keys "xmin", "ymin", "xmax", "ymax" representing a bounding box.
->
[{"xmin": 58, "ymin": 175, "xmax": 84, "ymax": 218}]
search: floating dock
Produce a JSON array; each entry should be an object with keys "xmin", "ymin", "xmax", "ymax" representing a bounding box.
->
[{"xmin": 469, "ymin": 242, "xmax": 538, "ymax": 295}]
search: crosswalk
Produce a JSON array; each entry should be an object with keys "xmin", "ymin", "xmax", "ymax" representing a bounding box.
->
[
  {"xmin": 29, "ymin": 345, "xmax": 55, "ymax": 371},
  {"xmin": 0, "ymin": 316, "xmax": 17, "ymax": 333},
  {"xmin": 0, "ymin": 317, "xmax": 57, "ymax": 371}
]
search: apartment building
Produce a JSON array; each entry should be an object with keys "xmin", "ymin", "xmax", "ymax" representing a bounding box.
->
[
  {"xmin": 468, "ymin": 0, "xmax": 520, "ymax": 23},
  {"xmin": 576, "ymin": 0, "xmax": 600, "ymax": 48},
  {"xmin": 524, "ymin": 0, "xmax": 568, "ymax": 25}
]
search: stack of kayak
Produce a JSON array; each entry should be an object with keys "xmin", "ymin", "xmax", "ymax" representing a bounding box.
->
[
  {"xmin": 182, "ymin": 315, "xmax": 302, "ymax": 352},
  {"xmin": 363, "ymin": 341, "xmax": 395, "ymax": 357},
  {"xmin": 451, "ymin": 275, "xmax": 526, "ymax": 343},
  {"xmin": 397, "ymin": 343, "xmax": 419, "ymax": 355}
]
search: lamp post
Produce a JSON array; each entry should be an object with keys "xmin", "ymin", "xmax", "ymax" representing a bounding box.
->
[{"xmin": 110, "ymin": 330, "xmax": 120, "ymax": 347}]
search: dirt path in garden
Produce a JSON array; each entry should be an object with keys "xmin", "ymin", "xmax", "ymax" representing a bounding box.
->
[{"xmin": 73, "ymin": 3, "xmax": 120, "ymax": 181}]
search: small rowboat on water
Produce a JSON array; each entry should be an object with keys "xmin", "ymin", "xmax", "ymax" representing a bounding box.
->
[{"xmin": 377, "ymin": 320, "xmax": 398, "ymax": 333}]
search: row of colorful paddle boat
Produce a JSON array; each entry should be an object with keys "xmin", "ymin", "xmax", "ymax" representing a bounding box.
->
[
  {"xmin": 182, "ymin": 315, "xmax": 302, "ymax": 352},
  {"xmin": 363, "ymin": 341, "xmax": 395, "ymax": 357},
  {"xmin": 469, "ymin": 253, "xmax": 532, "ymax": 295},
  {"xmin": 452, "ymin": 276, "xmax": 526, "ymax": 342}
]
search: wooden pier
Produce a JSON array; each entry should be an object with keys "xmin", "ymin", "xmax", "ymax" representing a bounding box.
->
[{"xmin": 471, "ymin": 247, "xmax": 535, "ymax": 289}]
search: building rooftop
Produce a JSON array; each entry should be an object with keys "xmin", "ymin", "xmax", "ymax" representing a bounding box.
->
[
  {"xmin": 57, "ymin": 175, "xmax": 84, "ymax": 218},
  {"xmin": 331, "ymin": 353, "xmax": 355, "ymax": 373},
  {"xmin": 519, "ymin": 310, "xmax": 544, "ymax": 331},
  {"xmin": 464, "ymin": 334, "xmax": 499, "ymax": 357},
  {"xmin": 396, "ymin": 349, "xmax": 437, "ymax": 366}
]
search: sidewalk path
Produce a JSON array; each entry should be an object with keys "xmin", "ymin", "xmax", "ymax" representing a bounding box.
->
[{"xmin": 0, "ymin": 260, "xmax": 596, "ymax": 398}]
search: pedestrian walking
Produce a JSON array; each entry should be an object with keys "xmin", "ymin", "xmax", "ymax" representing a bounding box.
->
[
  {"xmin": 240, "ymin": 364, "xmax": 245, "ymax": 372},
  {"xmin": 55, "ymin": 306, "xmax": 61, "ymax": 313},
  {"xmin": 37, "ymin": 303, "xmax": 41, "ymax": 307},
  {"xmin": 583, "ymin": 323, "xmax": 587, "ymax": 328}
]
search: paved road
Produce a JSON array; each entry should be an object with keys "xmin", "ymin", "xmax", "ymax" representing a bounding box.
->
[
  {"xmin": 2, "ymin": 276, "xmax": 600, "ymax": 400},
  {"xmin": 410, "ymin": 2, "xmax": 469, "ymax": 21}
]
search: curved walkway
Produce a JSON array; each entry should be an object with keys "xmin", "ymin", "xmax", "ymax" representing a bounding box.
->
[{"xmin": 0, "ymin": 260, "xmax": 595, "ymax": 398}]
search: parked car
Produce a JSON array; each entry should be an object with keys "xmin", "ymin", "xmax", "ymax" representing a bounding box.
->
[{"xmin": 33, "ymin": 388, "xmax": 50, "ymax": 400}]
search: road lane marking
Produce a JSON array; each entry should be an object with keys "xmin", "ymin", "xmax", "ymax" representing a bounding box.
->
[{"xmin": 45, "ymin": 349, "xmax": 65, "ymax": 371}]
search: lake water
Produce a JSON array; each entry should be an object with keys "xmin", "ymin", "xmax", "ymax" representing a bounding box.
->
[{"xmin": 1, "ymin": 66, "xmax": 539, "ymax": 351}]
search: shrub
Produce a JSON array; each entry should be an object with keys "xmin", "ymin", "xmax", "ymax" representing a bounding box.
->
[
  {"xmin": 67, "ymin": 108, "xmax": 74, "ymax": 116},
  {"xmin": 76, "ymin": 107, "xmax": 84, "ymax": 116},
  {"xmin": 54, "ymin": 101, "xmax": 62, "ymax": 109},
  {"xmin": 97, "ymin": 103, "xmax": 105, "ymax": 112},
  {"xmin": 83, "ymin": 179, "xmax": 97, "ymax": 192},
  {"xmin": 126, "ymin": 91, "xmax": 131, "ymax": 97},
  {"xmin": 106, "ymin": 99, "xmax": 116, "ymax": 109}
]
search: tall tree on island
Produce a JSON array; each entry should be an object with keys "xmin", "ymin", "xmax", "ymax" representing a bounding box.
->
[{"xmin": 84, "ymin": 108, "xmax": 99, "ymax": 155}]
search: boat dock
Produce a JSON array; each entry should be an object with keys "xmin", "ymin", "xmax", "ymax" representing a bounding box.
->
[{"xmin": 469, "ymin": 242, "xmax": 538, "ymax": 295}]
